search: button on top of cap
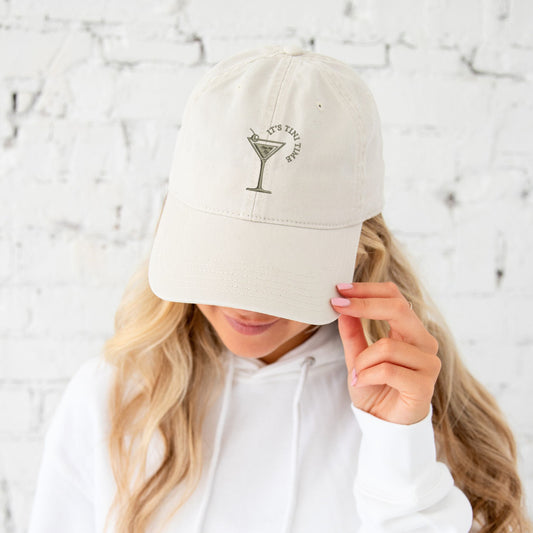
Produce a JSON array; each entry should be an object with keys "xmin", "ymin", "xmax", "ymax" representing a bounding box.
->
[{"xmin": 282, "ymin": 44, "xmax": 305, "ymax": 56}]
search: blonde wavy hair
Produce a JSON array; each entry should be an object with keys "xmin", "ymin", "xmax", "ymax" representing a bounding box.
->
[{"xmin": 101, "ymin": 207, "xmax": 531, "ymax": 533}]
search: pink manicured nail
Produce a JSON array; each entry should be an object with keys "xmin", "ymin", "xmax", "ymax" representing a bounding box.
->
[
  {"xmin": 336, "ymin": 283, "xmax": 353, "ymax": 290},
  {"xmin": 331, "ymin": 297, "xmax": 350, "ymax": 307},
  {"xmin": 351, "ymin": 368, "xmax": 358, "ymax": 386}
]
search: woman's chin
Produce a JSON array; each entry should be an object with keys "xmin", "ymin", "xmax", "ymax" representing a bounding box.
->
[{"xmin": 221, "ymin": 338, "xmax": 273, "ymax": 359}]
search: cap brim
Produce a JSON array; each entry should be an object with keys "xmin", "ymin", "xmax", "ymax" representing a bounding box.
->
[{"xmin": 148, "ymin": 193, "xmax": 362, "ymax": 325}]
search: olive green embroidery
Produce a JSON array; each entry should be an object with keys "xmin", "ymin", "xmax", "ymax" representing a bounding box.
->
[{"xmin": 246, "ymin": 129, "xmax": 285, "ymax": 194}]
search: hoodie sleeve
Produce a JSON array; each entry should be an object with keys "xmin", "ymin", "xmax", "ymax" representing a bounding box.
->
[
  {"xmin": 351, "ymin": 403, "xmax": 473, "ymax": 532},
  {"xmin": 27, "ymin": 358, "xmax": 101, "ymax": 533}
]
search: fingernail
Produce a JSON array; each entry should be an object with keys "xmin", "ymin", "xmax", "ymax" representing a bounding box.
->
[
  {"xmin": 351, "ymin": 367, "xmax": 358, "ymax": 386},
  {"xmin": 331, "ymin": 297, "xmax": 350, "ymax": 307},
  {"xmin": 336, "ymin": 283, "xmax": 353, "ymax": 290}
]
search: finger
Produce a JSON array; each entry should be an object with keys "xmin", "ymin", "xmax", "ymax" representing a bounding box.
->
[
  {"xmin": 336, "ymin": 281, "xmax": 404, "ymax": 299},
  {"xmin": 354, "ymin": 362, "xmax": 436, "ymax": 401},
  {"xmin": 337, "ymin": 314, "xmax": 368, "ymax": 372},
  {"xmin": 331, "ymin": 296, "xmax": 437, "ymax": 355},
  {"xmin": 335, "ymin": 282, "xmax": 439, "ymax": 354},
  {"xmin": 353, "ymin": 338, "xmax": 441, "ymax": 376}
]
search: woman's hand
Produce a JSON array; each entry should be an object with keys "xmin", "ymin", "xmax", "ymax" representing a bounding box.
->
[{"xmin": 331, "ymin": 282, "xmax": 441, "ymax": 425}]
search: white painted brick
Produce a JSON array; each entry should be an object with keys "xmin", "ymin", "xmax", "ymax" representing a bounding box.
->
[
  {"xmin": 341, "ymin": 0, "xmax": 423, "ymax": 44},
  {"xmin": 102, "ymin": 35, "xmax": 201, "ymax": 65},
  {"xmin": 103, "ymin": 0, "xmax": 188, "ymax": 24},
  {"xmin": 449, "ymin": 204, "xmax": 497, "ymax": 293},
  {"xmin": 6, "ymin": 285, "xmax": 118, "ymax": 337},
  {"xmin": 14, "ymin": 230, "xmax": 81, "ymax": 285},
  {"xmin": 494, "ymin": 379, "xmax": 533, "ymax": 435},
  {"xmin": 382, "ymin": 185, "xmax": 452, "ymax": 235},
  {"xmin": 12, "ymin": 183, "xmax": 82, "ymax": 232},
  {"xmin": 422, "ymin": 0, "xmax": 486, "ymax": 49},
  {"xmin": 0, "ymin": 238, "xmax": 14, "ymax": 281},
  {"xmin": 5, "ymin": 120, "xmax": 64, "ymax": 180},
  {"xmin": 520, "ymin": 443, "xmax": 533, "ymax": 517},
  {"xmin": 463, "ymin": 340, "xmax": 519, "ymax": 388},
  {"xmin": 505, "ymin": 0, "xmax": 533, "ymax": 47},
  {"xmin": 79, "ymin": 180, "xmax": 152, "ymax": 236},
  {"xmin": 69, "ymin": 234, "xmax": 146, "ymax": 286},
  {"xmin": 454, "ymin": 127, "xmax": 495, "ymax": 177},
  {"xmin": 467, "ymin": 169, "xmax": 512, "ymax": 205},
  {"xmin": 0, "ymin": 120, "xmax": 14, "ymax": 145},
  {"xmin": 495, "ymin": 105, "xmax": 533, "ymax": 157},
  {"xmin": 335, "ymin": 23, "xmax": 379, "ymax": 46},
  {"xmin": 37, "ymin": 239, "xmax": 138, "ymax": 295},
  {"xmin": 203, "ymin": 37, "xmax": 288, "ymax": 64},
  {"xmin": 111, "ymin": 65, "xmax": 205, "ymax": 120},
  {"xmin": 122, "ymin": 121, "xmax": 178, "ymax": 179},
  {"xmin": 32, "ymin": 78, "xmax": 70, "ymax": 117},
  {"xmin": 1, "ymin": 441, "xmax": 45, "ymax": 494},
  {"xmin": 0, "ymin": 338, "xmax": 104, "ymax": 380},
  {"xmin": 8, "ymin": 119, "xmax": 127, "ymax": 181},
  {"xmin": 496, "ymin": 204, "xmax": 533, "ymax": 295},
  {"xmin": 315, "ymin": 39, "xmax": 387, "ymax": 67},
  {"xmin": 515, "ymin": 348, "xmax": 533, "ymax": 401},
  {"xmin": 501, "ymin": 295, "xmax": 533, "ymax": 347},
  {"xmin": 436, "ymin": 294, "xmax": 506, "ymax": 346},
  {"xmin": 40, "ymin": 388, "xmax": 67, "ymax": 431},
  {"xmin": 48, "ymin": 31, "xmax": 94, "ymax": 75},
  {"xmin": 347, "ymin": 0, "xmax": 485, "ymax": 50},
  {"xmin": 64, "ymin": 121, "xmax": 127, "ymax": 180},
  {"xmin": 473, "ymin": 44, "xmax": 533, "ymax": 79},
  {"xmin": 0, "ymin": 29, "xmax": 64, "ymax": 78},
  {"xmin": 388, "ymin": 45, "xmax": 463, "ymax": 75},
  {"xmin": 15, "ymin": 231, "xmax": 85, "ymax": 286},
  {"xmin": 0, "ymin": 287, "xmax": 32, "ymax": 334},
  {"xmin": 185, "ymin": 0, "xmax": 346, "ymax": 38},
  {"xmin": 491, "ymin": 80, "xmax": 533, "ymax": 131},
  {"xmin": 394, "ymin": 233, "xmax": 455, "ymax": 295},
  {"xmin": 0, "ymin": 439, "xmax": 49, "ymax": 533},
  {"xmin": 0, "ymin": 85, "xmax": 11, "ymax": 115},
  {"xmin": 12, "ymin": 91, "xmax": 37, "ymax": 114},
  {"xmin": 11, "ymin": 0, "xmax": 107, "ymax": 20},
  {"xmin": 10, "ymin": 0, "xmax": 186, "ymax": 23},
  {"xmin": 368, "ymin": 75, "xmax": 493, "ymax": 130},
  {"xmin": 0, "ymin": 388, "xmax": 32, "ymax": 433},
  {"xmin": 10, "ymin": 212, "xmax": 150, "ymax": 289},
  {"xmin": 62, "ymin": 64, "xmax": 118, "ymax": 119},
  {"xmin": 0, "ymin": 29, "xmax": 91, "ymax": 82},
  {"xmin": 382, "ymin": 127, "xmax": 455, "ymax": 186}
]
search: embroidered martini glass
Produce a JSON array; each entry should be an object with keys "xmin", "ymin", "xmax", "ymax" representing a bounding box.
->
[{"xmin": 246, "ymin": 129, "xmax": 286, "ymax": 194}]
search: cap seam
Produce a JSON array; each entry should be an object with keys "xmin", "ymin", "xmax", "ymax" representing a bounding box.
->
[
  {"xmin": 268, "ymin": 55, "xmax": 293, "ymax": 126},
  {"xmin": 319, "ymin": 66, "xmax": 365, "ymax": 144},
  {"xmin": 191, "ymin": 51, "xmax": 281, "ymax": 104},
  {"xmin": 314, "ymin": 66, "xmax": 363, "ymax": 207},
  {"xmin": 167, "ymin": 190, "xmax": 367, "ymax": 228},
  {"xmin": 250, "ymin": 54, "xmax": 294, "ymax": 218}
]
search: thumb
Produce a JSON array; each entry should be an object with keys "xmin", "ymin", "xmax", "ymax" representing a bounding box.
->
[{"xmin": 337, "ymin": 314, "xmax": 368, "ymax": 371}]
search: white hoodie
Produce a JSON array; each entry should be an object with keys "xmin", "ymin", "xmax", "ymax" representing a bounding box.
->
[{"xmin": 27, "ymin": 320, "xmax": 473, "ymax": 533}]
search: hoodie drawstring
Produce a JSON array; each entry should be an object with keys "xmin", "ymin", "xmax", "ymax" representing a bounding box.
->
[
  {"xmin": 194, "ymin": 354, "xmax": 316, "ymax": 533},
  {"xmin": 281, "ymin": 355, "xmax": 316, "ymax": 533}
]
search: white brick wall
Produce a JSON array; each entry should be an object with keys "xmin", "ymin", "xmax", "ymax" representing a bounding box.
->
[{"xmin": 1, "ymin": 0, "xmax": 532, "ymax": 530}]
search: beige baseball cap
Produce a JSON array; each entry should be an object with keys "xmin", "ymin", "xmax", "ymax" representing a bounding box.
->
[{"xmin": 148, "ymin": 44, "xmax": 384, "ymax": 325}]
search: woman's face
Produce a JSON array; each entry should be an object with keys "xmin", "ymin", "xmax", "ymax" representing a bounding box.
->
[{"xmin": 196, "ymin": 304, "xmax": 319, "ymax": 364}]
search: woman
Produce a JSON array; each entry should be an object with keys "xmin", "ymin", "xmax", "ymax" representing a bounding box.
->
[{"xmin": 28, "ymin": 44, "xmax": 531, "ymax": 533}]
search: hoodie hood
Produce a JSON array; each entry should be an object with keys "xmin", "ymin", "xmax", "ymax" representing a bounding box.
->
[{"xmin": 193, "ymin": 319, "xmax": 345, "ymax": 533}]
